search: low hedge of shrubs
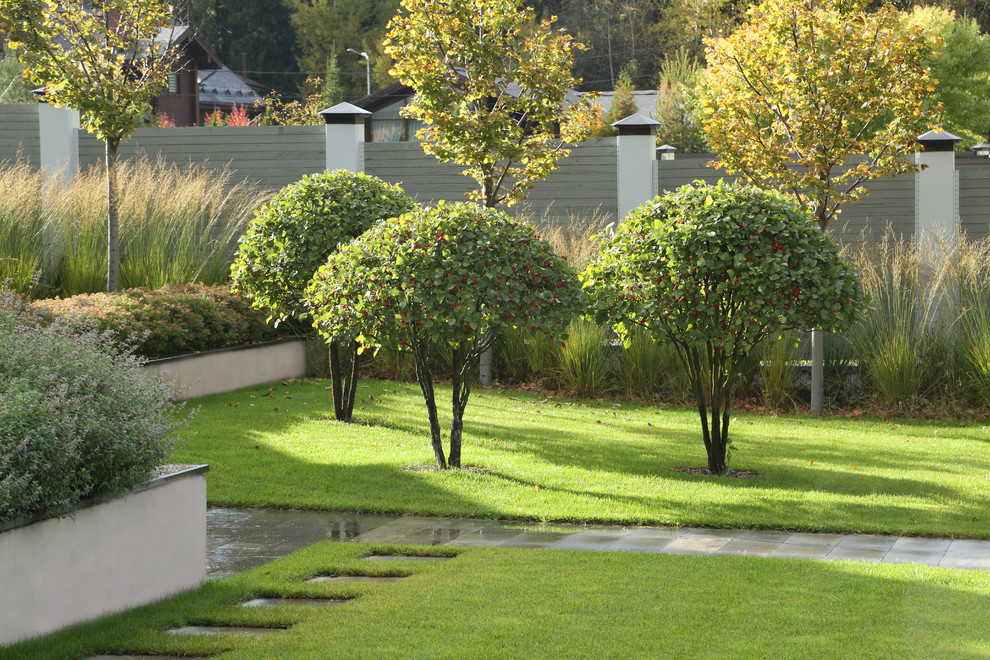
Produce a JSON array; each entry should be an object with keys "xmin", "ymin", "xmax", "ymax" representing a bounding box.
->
[
  {"xmin": 0, "ymin": 288, "xmax": 188, "ymax": 525},
  {"xmin": 31, "ymin": 284, "xmax": 290, "ymax": 360}
]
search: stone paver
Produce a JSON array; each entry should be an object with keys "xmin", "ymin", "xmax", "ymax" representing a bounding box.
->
[
  {"xmin": 206, "ymin": 508, "xmax": 990, "ymax": 578},
  {"xmin": 168, "ymin": 625, "xmax": 284, "ymax": 637},
  {"xmin": 241, "ymin": 597, "xmax": 350, "ymax": 608}
]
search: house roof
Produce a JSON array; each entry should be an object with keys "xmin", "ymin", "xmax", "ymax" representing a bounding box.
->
[
  {"xmin": 352, "ymin": 79, "xmax": 584, "ymax": 113},
  {"xmin": 198, "ymin": 66, "xmax": 263, "ymax": 108},
  {"xmin": 150, "ymin": 24, "xmax": 223, "ymax": 69}
]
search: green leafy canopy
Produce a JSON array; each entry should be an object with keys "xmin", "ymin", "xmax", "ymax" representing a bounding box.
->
[
  {"xmin": 230, "ymin": 170, "xmax": 415, "ymax": 326},
  {"xmin": 583, "ymin": 181, "xmax": 866, "ymax": 351},
  {"xmin": 306, "ymin": 201, "xmax": 582, "ymax": 353}
]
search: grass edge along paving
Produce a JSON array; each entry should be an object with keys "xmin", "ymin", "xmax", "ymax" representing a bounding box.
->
[
  {"xmin": 170, "ymin": 378, "xmax": 990, "ymax": 540},
  {"xmin": 5, "ymin": 541, "xmax": 990, "ymax": 659}
]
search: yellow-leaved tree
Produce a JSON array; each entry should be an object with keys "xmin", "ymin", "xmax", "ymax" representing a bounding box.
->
[
  {"xmin": 0, "ymin": 0, "xmax": 179, "ymax": 291},
  {"xmin": 384, "ymin": 0, "xmax": 595, "ymax": 209},
  {"xmin": 699, "ymin": 0, "xmax": 940, "ymax": 231},
  {"xmin": 698, "ymin": 0, "xmax": 940, "ymax": 416}
]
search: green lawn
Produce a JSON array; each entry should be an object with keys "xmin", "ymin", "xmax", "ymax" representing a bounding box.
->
[
  {"xmin": 7, "ymin": 541, "xmax": 990, "ymax": 659},
  {"xmin": 170, "ymin": 378, "xmax": 990, "ymax": 539}
]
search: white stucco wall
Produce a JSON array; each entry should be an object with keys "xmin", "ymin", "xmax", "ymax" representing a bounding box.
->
[
  {"xmin": 0, "ymin": 467, "xmax": 208, "ymax": 646},
  {"xmin": 144, "ymin": 339, "xmax": 308, "ymax": 400}
]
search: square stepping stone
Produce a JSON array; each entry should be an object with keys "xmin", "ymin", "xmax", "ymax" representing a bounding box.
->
[
  {"xmin": 307, "ymin": 574, "xmax": 407, "ymax": 583},
  {"xmin": 881, "ymin": 551, "xmax": 945, "ymax": 567},
  {"xmin": 835, "ymin": 535, "xmax": 897, "ymax": 552},
  {"xmin": 168, "ymin": 625, "xmax": 285, "ymax": 637},
  {"xmin": 769, "ymin": 543, "xmax": 832, "ymax": 559},
  {"xmin": 825, "ymin": 546, "xmax": 886, "ymax": 563},
  {"xmin": 939, "ymin": 555, "xmax": 990, "ymax": 570},
  {"xmin": 733, "ymin": 530, "xmax": 793, "ymax": 543},
  {"xmin": 363, "ymin": 554, "xmax": 453, "ymax": 561},
  {"xmin": 945, "ymin": 539, "xmax": 990, "ymax": 556},
  {"xmin": 683, "ymin": 528, "xmax": 739, "ymax": 538},
  {"xmin": 498, "ymin": 531, "xmax": 571, "ymax": 548},
  {"xmin": 551, "ymin": 532, "xmax": 630, "ymax": 551},
  {"xmin": 783, "ymin": 533, "xmax": 843, "ymax": 547},
  {"xmin": 717, "ymin": 539, "xmax": 780, "ymax": 557},
  {"xmin": 607, "ymin": 529, "xmax": 679, "ymax": 553},
  {"xmin": 662, "ymin": 534, "xmax": 731, "ymax": 554},
  {"xmin": 241, "ymin": 597, "xmax": 350, "ymax": 607},
  {"xmin": 890, "ymin": 537, "xmax": 952, "ymax": 553}
]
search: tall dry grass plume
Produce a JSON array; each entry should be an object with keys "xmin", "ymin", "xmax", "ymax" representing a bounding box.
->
[
  {"xmin": 846, "ymin": 228, "xmax": 990, "ymax": 408},
  {"xmin": 0, "ymin": 157, "xmax": 269, "ymax": 298},
  {"xmin": 519, "ymin": 205, "xmax": 611, "ymax": 270}
]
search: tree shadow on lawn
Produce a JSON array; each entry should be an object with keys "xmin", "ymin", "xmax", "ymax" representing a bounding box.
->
[
  {"xmin": 180, "ymin": 381, "xmax": 984, "ymax": 530},
  {"xmin": 181, "ymin": 435, "xmax": 506, "ymax": 519}
]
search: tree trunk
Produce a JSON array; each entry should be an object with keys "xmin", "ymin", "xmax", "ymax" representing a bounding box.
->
[
  {"xmin": 329, "ymin": 342, "xmax": 344, "ymax": 420},
  {"xmin": 412, "ymin": 334, "xmax": 447, "ymax": 469},
  {"xmin": 810, "ymin": 328, "xmax": 824, "ymax": 415},
  {"xmin": 449, "ymin": 346, "xmax": 472, "ymax": 469},
  {"xmin": 342, "ymin": 340, "xmax": 360, "ymax": 421},
  {"xmin": 105, "ymin": 139, "xmax": 120, "ymax": 292},
  {"xmin": 328, "ymin": 341, "xmax": 362, "ymax": 422}
]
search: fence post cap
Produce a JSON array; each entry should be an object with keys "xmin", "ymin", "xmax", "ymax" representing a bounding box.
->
[
  {"xmin": 917, "ymin": 129, "xmax": 961, "ymax": 151},
  {"xmin": 612, "ymin": 113, "xmax": 660, "ymax": 136},
  {"xmin": 319, "ymin": 102, "xmax": 372, "ymax": 125}
]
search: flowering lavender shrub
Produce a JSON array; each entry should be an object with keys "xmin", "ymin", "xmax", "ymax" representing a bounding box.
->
[{"xmin": 0, "ymin": 286, "xmax": 187, "ymax": 525}]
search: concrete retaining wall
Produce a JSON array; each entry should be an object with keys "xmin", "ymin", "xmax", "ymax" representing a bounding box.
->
[
  {"xmin": 0, "ymin": 465, "xmax": 208, "ymax": 646},
  {"xmin": 144, "ymin": 338, "xmax": 308, "ymax": 399}
]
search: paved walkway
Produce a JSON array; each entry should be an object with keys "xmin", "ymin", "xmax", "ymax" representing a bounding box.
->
[{"xmin": 207, "ymin": 508, "xmax": 990, "ymax": 579}]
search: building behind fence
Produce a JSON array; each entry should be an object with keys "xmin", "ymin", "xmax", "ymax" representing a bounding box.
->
[{"xmin": 2, "ymin": 104, "xmax": 987, "ymax": 244}]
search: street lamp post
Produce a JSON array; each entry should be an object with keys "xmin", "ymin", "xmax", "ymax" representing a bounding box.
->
[{"xmin": 346, "ymin": 49, "xmax": 371, "ymax": 97}]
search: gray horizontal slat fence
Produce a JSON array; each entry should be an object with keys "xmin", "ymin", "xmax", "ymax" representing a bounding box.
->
[
  {"xmin": 656, "ymin": 154, "xmax": 916, "ymax": 246},
  {"xmin": 959, "ymin": 168, "xmax": 990, "ymax": 242},
  {"xmin": 365, "ymin": 137, "xmax": 618, "ymax": 230},
  {"xmin": 0, "ymin": 105, "xmax": 40, "ymax": 166},
  {"xmin": 79, "ymin": 126, "xmax": 326, "ymax": 190}
]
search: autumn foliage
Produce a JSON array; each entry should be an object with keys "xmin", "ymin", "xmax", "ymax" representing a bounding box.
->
[
  {"xmin": 384, "ymin": 0, "xmax": 595, "ymax": 208},
  {"xmin": 700, "ymin": 0, "xmax": 939, "ymax": 229}
]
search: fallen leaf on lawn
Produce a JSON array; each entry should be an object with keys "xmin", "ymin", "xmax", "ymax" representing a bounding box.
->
[{"xmin": 273, "ymin": 407, "xmax": 278, "ymax": 412}]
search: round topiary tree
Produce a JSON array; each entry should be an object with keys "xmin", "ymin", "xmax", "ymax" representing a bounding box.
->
[
  {"xmin": 582, "ymin": 181, "xmax": 867, "ymax": 475},
  {"xmin": 305, "ymin": 202, "xmax": 582, "ymax": 469},
  {"xmin": 230, "ymin": 170, "xmax": 415, "ymax": 422}
]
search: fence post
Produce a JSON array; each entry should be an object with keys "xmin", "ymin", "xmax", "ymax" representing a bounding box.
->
[
  {"xmin": 38, "ymin": 104, "xmax": 79, "ymax": 184},
  {"xmin": 915, "ymin": 130, "xmax": 961, "ymax": 248},
  {"xmin": 613, "ymin": 113, "xmax": 660, "ymax": 219},
  {"xmin": 319, "ymin": 102, "xmax": 371, "ymax": 173}
]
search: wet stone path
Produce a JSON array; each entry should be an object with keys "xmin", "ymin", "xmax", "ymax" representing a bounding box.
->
[{"xmin": 207, "ymin": 508, "xmax": 990, "ymax": 579}]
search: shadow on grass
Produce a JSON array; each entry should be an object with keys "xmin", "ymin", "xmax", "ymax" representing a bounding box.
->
[{"xmin": 175, "ymin": 378, "xmax": 987, "ymax": 536}]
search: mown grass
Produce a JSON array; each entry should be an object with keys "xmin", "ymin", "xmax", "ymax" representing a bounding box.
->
[
  {"xmin": 6, "ymin": 541, "xmax": 990, "ymax": 659},
  {"xmin": 170, "ymin": 379, "xmax": 990, "ymax": 539}
]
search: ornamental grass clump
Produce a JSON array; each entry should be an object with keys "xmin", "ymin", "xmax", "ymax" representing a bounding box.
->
[
  {"xmin": 231, "ymin": 170, "xmax": 415, "ymax": 422},
  {"xmin": 0, "ymin": 158, "xmax": 265, "ymax": 298},
  {"xmin": 306, "ymin": 202, "xmax": 582, "ymax": 469},
  {"xmin": 846, "ymin": 233, "xmax": 955, "ymax": 407},
  {"xmin": 0, "ymin": 286, "xmax": 187, "ymax": 525},
  {"xmin": 583, "ymin": 181, "xmax": 867, "ymax": 475}
]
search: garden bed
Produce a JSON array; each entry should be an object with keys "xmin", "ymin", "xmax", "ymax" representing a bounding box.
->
[{"xmin": 0, "ymin": 464, "xmax": 209, "ymax": 646}]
